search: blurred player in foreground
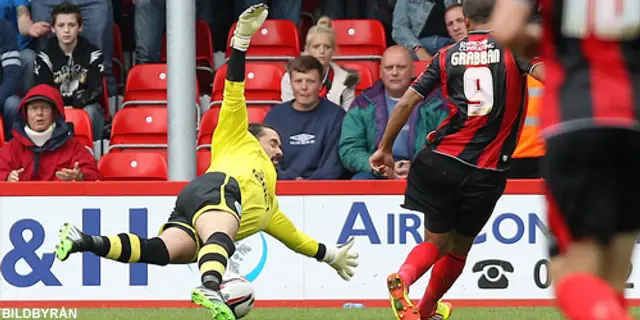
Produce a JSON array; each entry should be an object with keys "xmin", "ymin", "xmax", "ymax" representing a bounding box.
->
[
  {"xmin": 54, "ymin": 4, "xmax": 358, "ymax": 320},
  {"xmin": 370, "ymin": 0, "xmax": 542, "ymax": 319},
  {"xmin": 491, "ymin": 1, "xmax": 639, "ymax": 319}
]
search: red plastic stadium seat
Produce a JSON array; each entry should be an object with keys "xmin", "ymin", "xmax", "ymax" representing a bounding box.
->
[
  {"xmin": 123, "ymin": 63, "xmax": 200, "ymax": 107},
  {"xmin": 225, "ymin": 20, "xmax": 300, "ymax": 61},
  {"xmin": 198, "ymin": 105, "xmax": 270, "ymax": 146},
  {"xmin": 197, "ymin": 148, "xmax": 210, "ymax": 176},
  {"xmin": 0, "ymin": 116, "xmax": 4, "ymax": 148},
  {"xmin": 121, "ymin": 64, "xmax": 201, "ymax": 123},
  {"xmin": 413, "ymin": 60, "xmax": 430, "ymax": 78},
  {"xmin": 123, "ymin": 63, "xmax": 169, "ymax": 104},
  {"xmin": 198, "ymin": 107, "xmax": 220, "ymax": 146},
  {"xmin": 336, "ymin": 61, "xmax": 376, "ymax": 96},
  {"xmin": 99, "ymin": 152, "xmax": 168, "ymax": 181},
  {"xmin": 211, "ymin": 62, "xmax": 285, "ymax": 106},
  {"xmin": 160, "ymin": 20, "xmax": 215, "ymax": 93},
  {"xmin": 161, "ymin": 20, "xmax": 214, "ymax": 69},
  {"xmin": 64, "ymin": 107, "xmax": 93, "ymax": 149},
  {"xmin": 194, "ymin": 20, "xmax": 215, "ymax": 92},
  {"xmin": 331, "ymin": 19, "xmax": 387, "ymax": 58},
  {"xmin": 246, "ymin": 105, "xmax": 270, "ymax": 123},
  {"xmin": 109, "ymin": 107, "xmax": 167, "ymax": 153}
]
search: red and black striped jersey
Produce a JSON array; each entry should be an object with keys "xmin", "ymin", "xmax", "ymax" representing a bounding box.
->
[
  {"xmin": 411, "ymin": 31, "xmax": 534, "ymax": 171},
  {"xmin": 538, "ymin": 0, "xmax": 640, "ymax": 137}
]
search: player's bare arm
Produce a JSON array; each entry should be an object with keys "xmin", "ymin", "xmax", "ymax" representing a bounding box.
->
[
  {"xmin": 490, "ymin": 0, "xmax": 532, "ymax": 44},
  {"xmin": 490, "ymin": 0, "xmax": 540, "ymax": 57}
]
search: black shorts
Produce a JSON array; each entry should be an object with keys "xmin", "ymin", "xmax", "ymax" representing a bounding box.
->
[
  {"xmin": 403, "ymin": 148, "xmax": 507, "ymax": 237},
  {"xmin": 542, "ymin": 128, "xmax": 640, "ymax": 251},
  {"xmin": 160, "ymin": 172, "xmax": 242, "ymax": 254}
]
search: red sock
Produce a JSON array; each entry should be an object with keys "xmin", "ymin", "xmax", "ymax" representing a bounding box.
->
[
  {"xmin": 555, "ymin": 273, "xmax": 627, "ymax": 320},
  {"xmin": 418, "ymin": 252, "xmax": 466, "ymax": 318},
  {"xmin": 616, "ymin": 292, "xmax": 626, "ymax": 310},
  {"xmin": 397, "ymin": 242, "xmax": 441, "ymax": 286}
]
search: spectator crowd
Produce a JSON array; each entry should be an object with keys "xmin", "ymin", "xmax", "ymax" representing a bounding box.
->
[{"xmin": 0, "ymin": 0, "xmax": 545, "ymax": 182}]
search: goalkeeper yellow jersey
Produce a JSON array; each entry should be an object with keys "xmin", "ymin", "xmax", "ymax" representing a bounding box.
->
[{"xmin": 207, "ymin": 80, "xmax": 319, "ymax": 256}]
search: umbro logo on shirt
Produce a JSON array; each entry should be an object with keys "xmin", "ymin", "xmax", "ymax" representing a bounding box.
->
[{"xmin": 290, "ymin": 133, "xmax": 315, "ymax": 145}]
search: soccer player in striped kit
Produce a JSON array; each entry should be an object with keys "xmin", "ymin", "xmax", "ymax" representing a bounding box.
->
[
  {"xmin": 491, "ymin": 0, "xmax": 640, "ymax": 319},
  {"xmin": 370, "ymin": 0, "xmax": 543, "ymax": 319}
]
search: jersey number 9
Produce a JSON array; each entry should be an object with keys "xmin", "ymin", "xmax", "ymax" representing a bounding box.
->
[
  {"xmin": 562, "ymin": 0, "xmax": 640, "ymax": 40},
  {"xmin": 464, "ymin": 67, "xmax": 494, "ymax": 117}
]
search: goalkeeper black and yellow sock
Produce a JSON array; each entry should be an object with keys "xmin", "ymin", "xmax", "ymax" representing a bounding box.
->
[
  {"xmin": 90, "ymin": 234, "xmax": 170, "ymax": 265},
  {"xmin": 198, "ymin": 232, "xmax": 236, "ymax": 291}
]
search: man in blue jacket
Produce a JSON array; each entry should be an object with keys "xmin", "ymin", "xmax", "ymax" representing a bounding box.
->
[{"xmin": 264, "ymin": 55, "xmax": 345, "ymax": 180}]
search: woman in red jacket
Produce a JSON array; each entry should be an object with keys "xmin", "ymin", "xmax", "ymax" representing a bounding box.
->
[{"xmin": 0, "ymin": 84, "xmax": 101, "ymax": 182}]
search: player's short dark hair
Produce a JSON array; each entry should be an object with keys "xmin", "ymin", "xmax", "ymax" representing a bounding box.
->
[
  {"xmin": 52, "ymin": 2, "xmax": 83, "ymax": 26},
  {"xmin": 249, "ymin": 123, "xmax": 280, "ymax": 139},
  {"xmin": 446, "ymin": 2, "xmax": 464, "ymax": 15},
  {"xmin": 286, "ymin": 56, "xmax": 324, "ymax": 79},
  {"xmin": 463, "ymin": 0, "xmax": 495, "ymax": 24}
]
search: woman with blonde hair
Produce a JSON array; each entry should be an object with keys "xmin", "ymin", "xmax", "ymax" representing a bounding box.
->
[{"xmin": 281, "ymin": 16, "xmax": 358, "ymax": 111}]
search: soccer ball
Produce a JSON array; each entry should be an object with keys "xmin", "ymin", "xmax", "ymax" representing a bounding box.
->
[{"xmin": 220, "ymin": 275, "xmax": 255, "ymax": 319}]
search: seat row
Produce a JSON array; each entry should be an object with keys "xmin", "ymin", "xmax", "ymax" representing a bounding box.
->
[
  {"xmin": 98, "ymin": 149, "xmax": 216, "ymax": 180},
  {"xmin": 113, "ymin": 19, "xmax": 387, "ymax": 94},
  {"xmin": 0, "ymin": 59, "xmax": 432, "ymax": 151}
]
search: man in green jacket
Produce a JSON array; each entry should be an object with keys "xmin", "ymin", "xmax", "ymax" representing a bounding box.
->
[{"xmin": 339, "ymin": 45, "xmax": 448, "ymax": 180}]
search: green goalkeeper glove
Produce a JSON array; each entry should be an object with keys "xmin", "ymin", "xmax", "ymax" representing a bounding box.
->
[
  {"xmin": 231, "ymin": 3, "xmax": 269, "ymax": 52},
  {"xmin": 323, "ymin": 237, "xmax": 359, "ymax": 281}
]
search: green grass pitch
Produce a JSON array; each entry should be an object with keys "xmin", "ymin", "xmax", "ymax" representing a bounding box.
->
[{"xmin": 78, "ymin": 307, "xmax": 640, "ymax": 319}]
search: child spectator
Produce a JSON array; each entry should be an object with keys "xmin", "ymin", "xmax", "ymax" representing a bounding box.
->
[
  {"xmin": 34, "ymin": 2, "xmax": 104, "ymax": 140},
  {"xmin": 280, "ymin": 17, "xmax": 358, "ymax": 111},
  {"xmin": 266, "ymin": 55, "xmax": 345, "ymax": 180}
]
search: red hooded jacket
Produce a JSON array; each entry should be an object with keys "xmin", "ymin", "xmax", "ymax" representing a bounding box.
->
[{"xmin": 0, "ymin": 84, "xmax": 101, "ymax": 181}]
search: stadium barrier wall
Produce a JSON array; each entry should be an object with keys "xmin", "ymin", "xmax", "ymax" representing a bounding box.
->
[{"xmin": 0, "ymin": 180, "xmax": 638, "ymax": 308}]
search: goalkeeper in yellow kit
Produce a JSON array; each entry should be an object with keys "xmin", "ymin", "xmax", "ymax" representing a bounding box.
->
[{"xmin": 53, "ymin": 4, "xmax": 358, "ymax": 320}]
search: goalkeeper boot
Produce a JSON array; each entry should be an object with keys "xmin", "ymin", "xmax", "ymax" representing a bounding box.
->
[
  {"xmin": 422, "ymin": 301, "xmax": 453, "ymax": 320},
  {"xmin": 192, "ymin": 285, "xmax": 236, "ymax": 320},
  {"xmin": 230, "ymin": 3, "xmax": 269, "ymax": 52},
  {"xmin": 55, "ymin": 223, "xmax": 92, "ymax": 261},
  {"xmin": 387, "ymin": 273, "xmax": 420, "ymax": 320}
]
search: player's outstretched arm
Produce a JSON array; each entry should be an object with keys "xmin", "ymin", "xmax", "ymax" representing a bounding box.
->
[
  {"xmin": 211, "ymin": 3, "xmax": 268, "ymax": 147},
  {"xmin": 490, "ymin": 0, "xmax": 539, "ymax": 56},
  {"xmin": 264, "ymin": 208, "xmax": 359, "ymax": 281}
]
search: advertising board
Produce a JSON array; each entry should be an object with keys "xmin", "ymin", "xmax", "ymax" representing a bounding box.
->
[{"xmin": 0, "ymin": 181, "xmax": 636, "ymax": 307}]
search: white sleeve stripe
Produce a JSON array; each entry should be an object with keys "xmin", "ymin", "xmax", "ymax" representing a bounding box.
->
[
  {"xmin": 409, "ymin": 86, "xmax": 425, "ymax": 100},
  {"xmin": 1, "ymin": 51, "xmax": 20, "ymax": 59},
  {"xmin": 2, "ymin": 58, "xmax": 21, "ymax": 67}
]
